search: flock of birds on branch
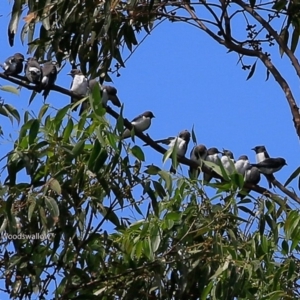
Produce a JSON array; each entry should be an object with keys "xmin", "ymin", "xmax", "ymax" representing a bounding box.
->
[{"xmin": 0, "ymin": 53, "xmax": 288, "ymax": 193}]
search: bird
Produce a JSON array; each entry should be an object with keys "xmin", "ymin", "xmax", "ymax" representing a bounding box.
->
[
  {"xmin": 80, "ymin": 79, "xmax": 121, "ymax": 115},
  {"xmin": 122, "ymin": 111, "xmax": 155, "ymax": 139},
  {"xmin": 189, "ymin": 144, "xmax": 207, "ymax": 178},
  {"xmin": 245, "ymin": 166, "xmax": 261, "ymax": 185},
  {"xmin": 251, "ymin": 145, "xmax": 273, "ymax": 188},
  {"xmin": 25, "ymin": 57, "xmax": 42, "ymax": 84},
  {"xmin": 41, "ymin": 61, "xmax": 57, "ymax": 100},
  {"xmin": 68, "ymin": 69, "xmax": 88, "ymax": 111},
  {"xmin": 252, "ymin": 145, "xmax": 270, "ymax": 163},
  {"xmin": 235, "ymin": 156, "xmax": 261, "ymax": 198},
  {"xmin": 221, "ymin": 149, "xmax": 235, "ymax": 175},
  {"xmin": 145, "ymin": 130, "xmax": 191, "ymax": 173},
  {"xmin": 1, "ymin": 53, "xmax": 24, "ymax": 75},
  {"xmin": 203, "ymin": 147, "xmax": 222, "ymax": 183},
  {"xmin": 235, "ymin": 155, "xmax": 251, "ymax": 176},
  {"xmin": 251, "ymin": 158, "xmax": 287, "ymax": 175}
]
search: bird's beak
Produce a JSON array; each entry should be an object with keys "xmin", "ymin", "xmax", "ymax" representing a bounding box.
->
[
  {"xmin": 251, "ymin": 147, "xmax": 255, "ymax": 151},
  {"xmin": 67, "ymin": 73, "xmax": 72, "ymax": 76}
]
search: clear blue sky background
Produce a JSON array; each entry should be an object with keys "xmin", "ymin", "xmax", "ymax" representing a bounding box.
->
[{"xmin": 0, "ymin": 1, "xmax": 300, "ymax": 298}]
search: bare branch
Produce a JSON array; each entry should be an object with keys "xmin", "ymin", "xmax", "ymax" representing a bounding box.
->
[{"xmin": 233, "ymin": 0, "xmax": 300, "ymax": 78}]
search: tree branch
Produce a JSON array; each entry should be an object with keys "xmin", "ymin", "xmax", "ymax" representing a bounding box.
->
[
  {"xmin": 232, "ymin": 0, "xmax": 300, "ymax": 79},
  {"xmin": 1, "ymin": 72, "xmax": 300, "ymax": 204}
]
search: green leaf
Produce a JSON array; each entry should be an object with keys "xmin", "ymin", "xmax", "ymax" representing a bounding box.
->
[
  {"xmin": 63, "ymin": 118, "xmax": 74, "ymax": 142},
  {"xmin": 55, "ymin": 105, "xmax": 69, "ymax": 132},
  {"xmin": 246, "ymin": 61, "xmax": 257, "ymax": 80},
  {"xmin": 130, "ymin": 145, "xmax": 145, "ymax": 161},
  {"xmin": 93, "ymin": 149, "xmax": 108, "ymax": 173},
  {"xmin": 291, "ymin": 24, "xmax": 300, "ymax": 53},
  {"xmin": 29, "ymin": 119, "xmax": 40, "ymax": 145},
  {"xmin": 88, "ymin": 139, "xmax": 102, "ymax": 171},
  {"xmin": 38, "ymin": 104, "xmax": 49, "ymax": 120},
  {"xmin": 191, "ymin": 125, "xmax": 197, "ymax": 145},
  {"xmin": 28, "ymin": 91, "xmax": 38, "ymax": 105},
  {"xmin": 0, "ymin": 85, "xmax": 19, "ymax": 95},
  {"xmin": 72, "ymin": 140, "xmax": 85, "ymax": 157},
  {"xmin": 28, "ymin": 198, "xmax": 36, "ymax": 222},
  {"xmin": 8, "ymin": 0, "xmax": 22, "ymax": 46},
  {"xmin": 284, "ymin": 166, "xmax": 300, "ymax": 187},
  {"xmin": 44, "ymin": 196, "xmax": 60, "ymax": 219},
  {"xmin": 272, "ymin": 0, "xmax": 287, "ymax": 11},
  {"xmin": 152, "ymin": 180, "xmax": 166, "ymax": 199},
  {"xmin": 279, "ymin": 26, "xmax": 289, "ymax": 57},
  {"xmin": 48, "ymin": 178, "xmax": 62, "ymax": 195},
  {"xmin": 4, "ymin": 104, "xmax": 20, "ymax": 124}
]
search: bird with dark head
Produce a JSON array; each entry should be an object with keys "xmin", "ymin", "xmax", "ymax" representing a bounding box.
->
[
  {"xmin": 251, "ymin": 157, "xmax": 287, "ymax": 175},
  {"xmin": 122, "ymin": 111, "xmax": 155, "ymax": 139},
  {"xmin": 25, "ymin": 57, "xmax": 42, "ymax": 84},
  {"xmin": 68, "ymin": 69, "xmax": 88, "ymax": 111},
  {"xmin": 189, "ymin": 144, "xmax": 207, "ymax": 179},
  {"xmin": 203, "ymin": 147, "xmax": 222, "ymax": 183},
  {"xmin": 251, "ymin": 145, "xmax": 277, "ymax": 188},
  {"xmin": 145, "ymin": 130, "xmax": 190, "ymax": 173},
  {"xmin": 79, "ymin": 79, "xmax": 122, "ymax": 115},
  {"xmin": 221, "ymin": 149, "xmax": 235, "ymax": 175},
  {"xmin": 235, "ymin": 155, "xmax": 261, "ymax": 198},
  {"xmin": 1, "ymin": 53, "xmax": 24, "ymax": 75},
  {"xmin": 41, "ymin": 61, "xmax": 58, "ymax": 100}
]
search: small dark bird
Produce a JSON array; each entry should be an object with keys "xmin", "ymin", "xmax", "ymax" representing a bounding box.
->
[
  {"xmin": 203, "ymin": 147, "xmax": 221, "ymax": 183},
  {"xmin": 221, "ymin": 149, "xmax": 235, "ymax": 175},
  {"xmin": 1, "ymin": 53, "xmax": 24, "ymax": 75},
  {"xmin": 236, "ymin": 155, "xmax": 261, "ymax": 198},
  {"xmin": 251, "ymin": 158, "xmax": 287, "ymax": 175},
  {"xmin": 25, "ymin": 57, "xmax": 42, "ymax": 84},
  {"xmin": 252, "ymin": 145, "xmax": 273, "ymax": 188},
  {"xmin": 80, "ymin": 79, "xmax": 121, "ymax": 115},
  {"xmin": 235, "ymin": 155, "xmax": 251, "ymax": 176},
  {"xmin": 147, "ymin": 130, "xmax": 190, "ymax": 173},
  {"xmin": 122, "ymin": 111, "xmax": 155, "ymax": 139},
  {"xmin": 189, "ymin": 144, "xmax": 208, "ymax": 178},
  {"xmin": 41, "ymin": 61, "xmax": 57, "ymax": 100},
  {"xmin": 68, "ymin": 69, "xmax": 88, "ymax": 111},
  {"xmin": 252, "ymin": 145, "xmax": 270, "ymax": 163}
]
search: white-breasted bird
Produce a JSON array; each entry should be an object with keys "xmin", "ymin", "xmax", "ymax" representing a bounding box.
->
[{"xmin": 122, "ymin": 111, "xmax": 155, "ymax": 139}]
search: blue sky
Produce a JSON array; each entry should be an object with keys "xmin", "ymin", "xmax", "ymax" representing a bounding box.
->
[{"xmin": 0, "ymin": 1, "xmax": 300, "ymax": 297}]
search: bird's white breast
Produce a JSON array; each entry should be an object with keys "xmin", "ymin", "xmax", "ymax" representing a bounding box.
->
[
  {"xmin": 29, "ymin": 67, "xmax": 41, "ymax": 75},
  {"xmin": 256, "ymin": 152, "xmax": 266, "ymax": 163},
  {"xmin": 71, "ymin": 75, "xmax": 88, "ymax": 95},
  {"xmin": 235, "ymin": 160, "xmax": 250, "ymax": 175},
  {"xmin": 132, "ymin": 116, "xmax": 151, "ymax": 131}
]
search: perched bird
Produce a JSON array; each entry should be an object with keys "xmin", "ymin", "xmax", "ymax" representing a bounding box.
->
[
  {"xmin": 221, "ymin": 149, "xmax": 235, "ymax": 175},
  {"xmin": 122, "ymin": 111, "xmax": 155, "ymax": 139},
  {"xmin": 41, "ymin": 61, "xmax": 57, "ymax": 100},
  {"xmin": 1, "ymin": 53, "xmax": 24, "ymax": 75},
  {"xmin": 80, "ymin": 79, "xmax": 121, "ymax": 115},
  {"xmin": 146, "ymin": 130, "xmax": 191, "ymax": 173},
  {"xmin": 252, "ymin": 145, "xmax": 270, "ymax": 163},
  {"xmin": 90, "ymin": 79, "xmax": 121, "ymax": 107},
  {"xmin": 25, "ymin": 57, "xmax": 42, "ymax": 84},
  {"xmin": 68, "ymin": 69, "xmax": 88, "ymax": 111},
  {"xmin": 245, "ymin": 167, "xmax": 261, "ymax": 185},
  {"xmin": 203, "ymin": 147, "xmax": 222, "ymax": 183},
  {"xmin": 189, "ymin": 144, "xmax": 208, "ymax": 178},
  {"xmin": 235, "ymin": 155, "xmax": 251, "ymax": 176},
  {"xmin": 232, "ymin": 155, "xmax": 261, "ymax": 198},
  {"xmin": 252, "ymin": 145, "xmax": 273, "ymax": 188},
  {"xmin": 251, "ymin": 158, "xmax": 287, "ymax": 175}
]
